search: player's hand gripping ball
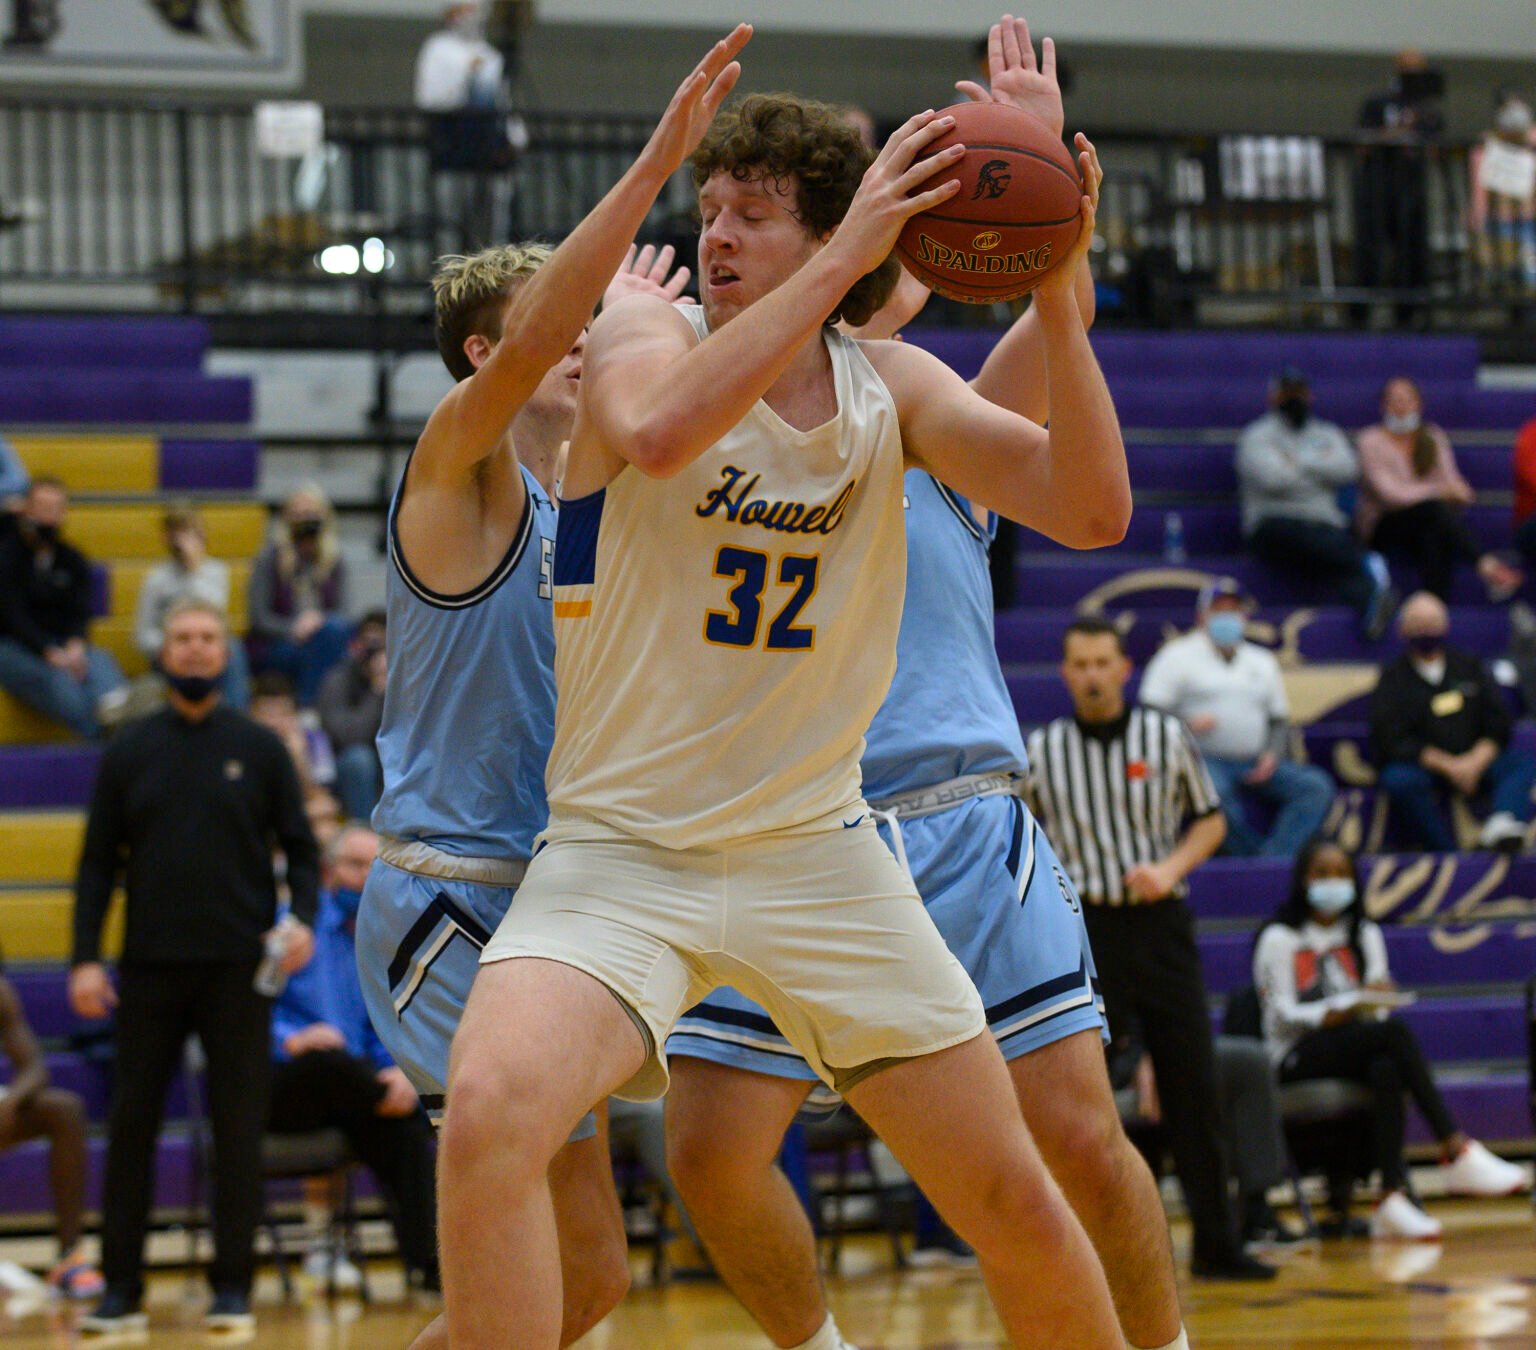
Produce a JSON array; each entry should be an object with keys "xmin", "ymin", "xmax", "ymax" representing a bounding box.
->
[{"xmin": 894, "ymin": 100, "xmax": 1082, "ymax": 303}]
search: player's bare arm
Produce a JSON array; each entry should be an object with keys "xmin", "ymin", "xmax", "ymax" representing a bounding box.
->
[
  {"xmin": 566, "ymin": 111, "xmax": 965, "ymax": 491},
  {"xmin": 410, "ymin": 22, "xmax": 749, "ymax": 491}
]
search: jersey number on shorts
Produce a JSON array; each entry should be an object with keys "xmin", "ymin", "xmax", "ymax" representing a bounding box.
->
[{"xmin": 704, "ymin": 545, "xmax": 818, "ymax": 651}]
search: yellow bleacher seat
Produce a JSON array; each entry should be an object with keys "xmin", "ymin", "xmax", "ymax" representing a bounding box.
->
[
  {"xmin": 0, "ymin": 691, "xmax": 71, "ymax": 745},
  {"xmin": 0, "ymin": 888, "xmax": 122, "ymax": 961},
  {"xmin": 10, "ymin": 435, "xmax": 158, "ymax": 494},
  {"xmin": 107, "ymin": 558, "xmax": 253, "ymax": 623},
  {"xmin": 89, "ymin": 617, "xmax": 150, "ymax": 678},
  {"xmin": 67, "ymin": 502, "xmax": 268, "ymax": 561},
  {"xmin": 0, "ymin": 810, "xmax": 85, "ymax": 886}
]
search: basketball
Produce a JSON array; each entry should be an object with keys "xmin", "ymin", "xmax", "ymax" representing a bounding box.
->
[{"xmin": 894, "ymin": 101, "xmax": 1083, "ymax": 303}]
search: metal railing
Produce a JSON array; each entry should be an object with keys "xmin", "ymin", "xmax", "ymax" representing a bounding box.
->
[{"xmin": 0, "ymin": 95, "xmax": 1530, "ymax": 341}]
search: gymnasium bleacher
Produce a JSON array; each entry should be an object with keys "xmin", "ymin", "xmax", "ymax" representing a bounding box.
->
[{"xmin": 0, "ymin": 315, "xmax": 1532, "ymax": 1235}]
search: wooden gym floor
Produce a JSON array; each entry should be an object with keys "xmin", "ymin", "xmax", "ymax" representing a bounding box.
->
[{"xmin": 2, "ymin": 1200, "xmax": 1533, "ymax": 1348}]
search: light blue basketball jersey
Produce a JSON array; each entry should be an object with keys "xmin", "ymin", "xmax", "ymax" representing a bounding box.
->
[
  {"xmin": 860, "ymin": 471, "xmax": 1026, "ymax": 800},
  {"xmin": 372, "ymin": 462, "xmax": 558, "ymax": 862}
]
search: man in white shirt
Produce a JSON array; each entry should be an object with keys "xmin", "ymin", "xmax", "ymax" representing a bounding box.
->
[
  {"xmin": 415, "ymin": 2, "xmax": 504, "ymax": 114},
  {"xmin": 1139, "ymin": 577, "xmax": 1334, "ymax": 856}
]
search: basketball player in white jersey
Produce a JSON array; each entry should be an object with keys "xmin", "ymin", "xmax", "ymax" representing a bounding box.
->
[
  {"xmin": 440, "ymin": 63, "xmax": 1130, "ymax": 1350},
  {"xmin": 354, "ymin": 25, "xmax": 750, "ymax": 1350},
  {"xmin": 661, "ymin": 25, "xmax": 1194, "ymax": 1350}
]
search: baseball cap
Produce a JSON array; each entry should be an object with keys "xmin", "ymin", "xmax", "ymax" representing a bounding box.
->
[{"xmin": 1197, "ymin": 576, "xmax": 1251, "ymax": 612}]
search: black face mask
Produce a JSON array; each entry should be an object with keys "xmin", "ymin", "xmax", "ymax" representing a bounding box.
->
[
  {"xmin": 27, "ymin": 521, "xmax": 60, "ymax": 546},
  {"xmin": 290, "ymin": 518, "xmax": 323, "ymax": 542},
  {"xmin": 1277, "ymin": 396, "xmax": 1310, "ymax": 430},
  {"xmin": 165, "ymin": 670, "xmax": 225, "ymax": 703},
  {"xmin": 1407, "ymin": 634, "xmax": 1445, "ymax": 658}
]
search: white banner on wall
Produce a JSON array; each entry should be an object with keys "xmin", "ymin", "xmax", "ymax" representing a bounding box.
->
[{"xmin": 0, "ymin": 0, "xmax": 302, "ymax": 88}]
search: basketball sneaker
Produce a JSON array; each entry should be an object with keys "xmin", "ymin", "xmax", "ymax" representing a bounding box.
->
[
  {"xmin": 204, "ymin": 1288, "xmax": 255, "ymax": 1333},
  {"xmin": 1370, "ymin": 1190, "xmax": 1441, "ymax": 1241},
  {"xmin": 1441, "ymin": 1140, "xmax": 1530, "ymax": 1196},
  {"xmin": 79, "ymin": 1289, "xmax": 148, "ymax": 1336},
  {"xmin": 45, "ymin": 1246, "xmax": 104, "ymax": 1300}
]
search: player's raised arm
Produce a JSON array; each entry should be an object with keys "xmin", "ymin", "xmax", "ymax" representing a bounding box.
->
[
  {"xmin": 874, "ymin": 173, "xmax": 1129, "ymax": 549},
  {"xmin": 412, "ymin": 22, "xmax": 749, "ymax": 486},
  {"xmin": 572, "ymin": 111, "xmax": 964, "ymax": 483}
]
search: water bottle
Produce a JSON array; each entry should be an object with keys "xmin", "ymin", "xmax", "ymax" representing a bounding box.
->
[
  {"xmin": 253, "ymin": 919, "xmax": 292, "ymax": 997},
  {"xmin": 1162, "ymin": 511, "xmax": 1186, "ymax": 564}
]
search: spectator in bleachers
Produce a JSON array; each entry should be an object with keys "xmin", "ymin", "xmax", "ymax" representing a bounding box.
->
[
  {"xmin": 1355, "ymin": 377, "xmax": 1522, "ymax": 604},
  {"xmin": 1253, "ymin": 838, "xmax": 1527, "ymax": 1241},
  {"xmin": 315, "ymin": 610, "xmax": 386, "ymax": 823},
  {"xmin": 70, "ymin": 598, "xmax": 318, "ymax": 1335},
  {"xmin": 0, "ymin": 953, "xmax": 102, "ymax": 1298},
  {"xmin": 1237, "ymin": 368, "xmax": 1395, "ymax": 639},
  {"xmin": 268, "ymin": 823, "xmax": 439, "ymax": 1295},
  {"xmin": 250, "ymin": 670, "xmax": 340, "ymax": 822},
  {"xmin": 1369, "ymin": 590, "xmax": 1536, "ymax": 852},
  {"xmin": 1511, "ymin": 415, "xmax": 1536, "ymax": 574},
  {"xmin": 1468, "ymin": 89, "xmax": 1536, "ymax": 293},
  {"xmin": 248, "ymin": 484, "xmax": 350, "ymax": 704},
  {"xmin": 0, "ymin": 477, "xmax": 127, "ymax": 738},
  {"xmin": 0, "ymin": 431, "xmax": 28, "ymax": 529},
  {"xmin": 1140, "ymin": 577, "xmax": 1334, "ymax": 857},
  {"xmin": 133, "ymin": 501, "xmax": 251, "ymax": 711}
]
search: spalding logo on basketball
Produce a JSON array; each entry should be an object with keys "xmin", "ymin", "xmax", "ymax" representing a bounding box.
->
[{"xmin": 894, "ymin": 101, "xmax": 1082, "ymax": 304}]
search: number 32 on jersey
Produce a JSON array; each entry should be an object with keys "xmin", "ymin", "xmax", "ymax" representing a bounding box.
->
[{"xmin": 704, "ymin": 545, "xmax": 819, "ymax": 651}]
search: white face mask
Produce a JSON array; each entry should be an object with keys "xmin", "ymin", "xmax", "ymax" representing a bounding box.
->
[
  {"xmin": 1383, "ymin": 410, "xmax": 1421, "ymax": 435},
  {"xmin": 1307, "ymin": 878, "xmax": 1356, "ymax": 916},
  {"xmin": 1496, "ymin": 101, "xmax": 1533, "ymax": 138}
]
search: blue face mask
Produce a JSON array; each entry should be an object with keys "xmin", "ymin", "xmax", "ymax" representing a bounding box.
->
[
  {"xmin": 1206, "ymin": 612, "xmax": 1245, "ymax": 648},
  {"xmin": 1307, "ymin": 878, "xmax": 1355, "ymax": 916},
  {"xmin": 330, "ymin": 887, "xmax": 363, "ymax": 920}
]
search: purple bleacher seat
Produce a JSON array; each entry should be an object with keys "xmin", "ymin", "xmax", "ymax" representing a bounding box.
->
[
  {"xmin": 1409, "ymin": 1075, "xmax": 1528, "ymax": 1145},
  {"xmin": 907, "ymin": 328, "xmax": 1483, "ymax": 386},
  {"xmin": 88, "ymin": 562, "xmax": 108, "ymax": 617},
  {"xmin": 1200, "ymin": 919, "xmax": 1536, "ymax": 994},
  {"xmin": 1126, "ymin": 443, "xmax": 1514, "ymax": 496},
  {"xmin": 159, "ymin": 439, "xmax": 261, "ymax": 493},
  {"xmin": 0, "ymin": 371, "xmax": 251, "ymax": 424},
  {"xmin": 994, "ymin": 604, "xmax": 1515, "ymax": 667},
  {"xmin": 0, "ymin": 744, "xmax": 101, "ymax": 809},
  {"xmin": 8, "ymin": 968, "xmax": 75, "ymax": 1040},
  {"xmin": 0, "ymin": 1134, "xmax": 195, "ymax": 1217},
  {"xmin": 0, "ymin": 317, "xmax": 210, "ymax": 371},
  {"xmin": 1012, "ymin": 552, "xmax": 1516, "ymax": 608}
]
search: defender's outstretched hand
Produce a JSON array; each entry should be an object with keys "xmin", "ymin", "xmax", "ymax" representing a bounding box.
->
[
  {"xmin": 828, "ymin": 110, "xmax": 964, "ymax": 280},
  {"xmin": 1034, "ymin": 133, "xmax": 1102, "ymax": 304},
  {"xmin": 956, "ymin": 14, "xmax": 1063, "ymax": 138},
  {"xmin": 604, "ymin": 242, "xmax": 693, "ymax": 309},
  {"xmin": 642, "ymin": 23, "xmax": 752, "ymax": 175}
]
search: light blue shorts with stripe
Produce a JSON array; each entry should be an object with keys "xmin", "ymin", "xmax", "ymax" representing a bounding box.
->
[
  {"xmin": 666, "ymin": 793, "xmax": 1105, "ymax": 1089},
  {"xmin": 356, "ymin": 857, "xmax": 598, "ymax": 1140}
]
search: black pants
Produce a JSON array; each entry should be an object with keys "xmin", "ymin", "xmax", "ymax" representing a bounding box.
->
[
  {"xmin": 269, "ymin": 1050, "xmax": 439, "ymax": 1278},
  {"xmin": 102, "ymin": 961, "xmax": 271, "ymax": 1301},
  {"xmin": 1279, "ymin": 1017, "xmax": 1458, "ymax": 1192},
  {"xmin": 1371, "ymin": 500, "xmax": 1482, "ymax": 602},
  {"xmin": 1082, "ymin": 899, "xmax": 1242, "ymax": 1262},
  {"xmin": 1247, "ymin": 517, "xmax": 1375, "ymax": 615}
]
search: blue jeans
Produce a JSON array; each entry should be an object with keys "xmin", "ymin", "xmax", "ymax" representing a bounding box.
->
[
  {"xmin": 1203, "ymin": 755, "xmax": 1336, "ymax": 857},
  {"xmin": 258, "ymin": 618, "xmax": 350, "ymax": 705},
  {"xmin": 333, "ymin": 741, "xmax": 382, "ymax": 822},
  {"xmin": 1378, "ymin": 749, "xmax": 1536, "ymax": 852},
  {"xmin": 0, "ymin": 637, "xmax": 125, "ymax": 738}
]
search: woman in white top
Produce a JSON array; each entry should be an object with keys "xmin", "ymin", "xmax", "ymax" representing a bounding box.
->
[{"xmin": 1253, "ymin": 838, "xmax": 1526, "ymax": 1239}]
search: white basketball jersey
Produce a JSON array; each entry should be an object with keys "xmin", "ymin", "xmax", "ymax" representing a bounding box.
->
[{"xmin": 547, "ymin": 305, "xmax": 908, "ymax": 850}]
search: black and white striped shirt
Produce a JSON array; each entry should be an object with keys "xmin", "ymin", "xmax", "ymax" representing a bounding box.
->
[{"xmin": 1025, "ymin": 707, "xmax": 1221, "ymax": 906}]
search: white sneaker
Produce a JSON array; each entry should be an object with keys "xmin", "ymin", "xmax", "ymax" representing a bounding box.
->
[
  {"xmin": 1477, "ymin": 812, "xmax": 1527, "ymax": 851},
  {"xmin": 1370, "ymin": 1190, "xmax": 1442, "ymax": 1241},
  {"xmin": 301, "ymin": 1247, "xmax": 362, "ymax": 1293},
  {"xmin": 1443, "ymin": 1140, "xmax": 1531, "ymax": 1196}
]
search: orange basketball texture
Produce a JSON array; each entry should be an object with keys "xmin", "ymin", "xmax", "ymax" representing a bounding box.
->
[{"xmin": 894, "ymin": 102, "xmax": 1082, "ymax": 303}]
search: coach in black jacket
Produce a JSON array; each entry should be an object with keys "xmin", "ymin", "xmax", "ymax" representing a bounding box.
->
[
  {"xmin": 1370, "ymin": 590, "xmax": 1536, "ymax": 852},
  {"xmin": 69, "ymin": 598, "xmax": 318, "ymax": 1334}
]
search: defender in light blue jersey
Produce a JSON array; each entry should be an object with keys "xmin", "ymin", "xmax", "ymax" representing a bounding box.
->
[
  {"xmin": 659, "ymin": 26, "xmax": 1190, "ymax": 1350},
  {"xmin": 352, "ymin": 27, "xmax": 751, "ymax": 1350}
]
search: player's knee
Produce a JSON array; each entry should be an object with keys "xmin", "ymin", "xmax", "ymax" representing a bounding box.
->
[
  {"xmin": 1037, "ymin": 1100, "xmax": 1132, "ymax": 1206},
  {"xmin": 949, "ymin": 1150, "xmax": 1076, "ymax": 1258},
  {"xmin": 667, "ymin": 1111, "xmax": 763, "ymax": 1206},
  {"xmin": 442, "ymin": 1046, "xmax": 568, "ymax": 1176},
  {"xmin": 34, "ymin": 1088, "xmax": 86, "ymax": 1136}
]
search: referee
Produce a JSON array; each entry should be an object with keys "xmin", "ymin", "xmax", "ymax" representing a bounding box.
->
[
  {"xmin": 69, "ymin": 598, "xmax": 319, "ymax": 1334},
  {"xmin": 1025, "ymin": 617, "xmax": 1274, "ymax": 1281}
]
